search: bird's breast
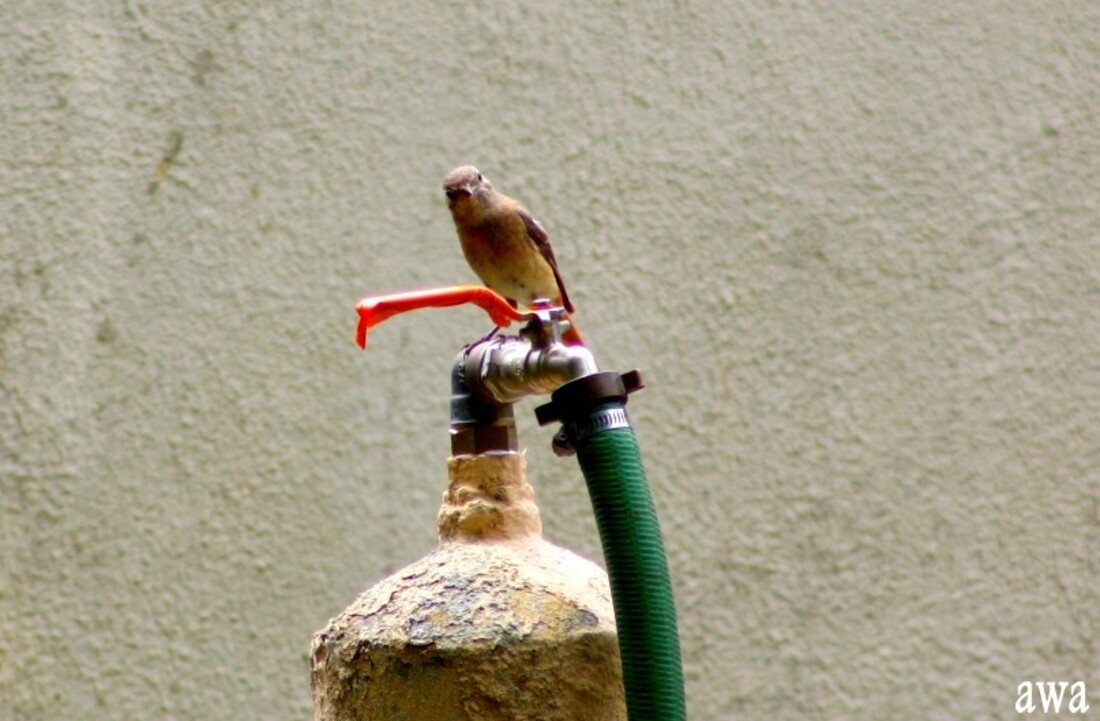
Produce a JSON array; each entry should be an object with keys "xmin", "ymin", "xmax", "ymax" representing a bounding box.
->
[{"xmin": 458, "ymin": 215, "xmax": 559, "ymax": 306}]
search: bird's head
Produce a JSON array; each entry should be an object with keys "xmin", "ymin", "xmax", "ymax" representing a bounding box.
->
[{"xmin": 443, "ymin": 166, "xmax": 494, "ymax": 215}]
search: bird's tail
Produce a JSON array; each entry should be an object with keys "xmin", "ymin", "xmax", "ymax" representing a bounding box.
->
[{"xmin": 561, "ymin": 313, "xmax": 584, "ymax": 346}]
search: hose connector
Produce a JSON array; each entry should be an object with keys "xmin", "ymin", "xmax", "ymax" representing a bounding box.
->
[{"xmin": 534, "ymin": 370, "xmax": 645, "ymax": 455}]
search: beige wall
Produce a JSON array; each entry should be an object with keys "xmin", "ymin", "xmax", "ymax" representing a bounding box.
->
[{"xmin": 3, "ymin": 2, "xmax": 1096, "ymax": 719}]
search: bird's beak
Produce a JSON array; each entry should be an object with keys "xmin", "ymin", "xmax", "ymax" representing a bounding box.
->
[{"xmin": 445, "ymin": 186, "xmax": 473, "ymax": 203}]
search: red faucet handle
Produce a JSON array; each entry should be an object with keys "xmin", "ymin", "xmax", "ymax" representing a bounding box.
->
[{"xmin": 355, "ymin": 285, "xmax": 525, "ymax": 349}]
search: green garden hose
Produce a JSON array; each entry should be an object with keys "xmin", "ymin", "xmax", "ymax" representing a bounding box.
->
[{"xmin": 540, "ymin": 372, "xmax": 686, "ymax": 721}]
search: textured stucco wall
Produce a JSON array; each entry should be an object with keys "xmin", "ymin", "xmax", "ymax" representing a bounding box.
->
[{"xmin": 2, "ymin": 2, "xmax": 1097, "ymax": 720}]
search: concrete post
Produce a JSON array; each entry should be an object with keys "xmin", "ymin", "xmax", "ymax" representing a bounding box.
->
[{"xmin": 311, "ymin": 452, "xmax": 625, "ymax": 720}]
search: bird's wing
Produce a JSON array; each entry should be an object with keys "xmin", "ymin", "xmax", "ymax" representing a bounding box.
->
[{"xmin": 518, "ymin": 208, "xmax": 574, "ymax": 313}]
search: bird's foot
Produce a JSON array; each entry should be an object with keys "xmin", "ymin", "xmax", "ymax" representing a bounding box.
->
[{"xmin": 464, "ymin": 326, "xmax": 501, "ymax": 350}]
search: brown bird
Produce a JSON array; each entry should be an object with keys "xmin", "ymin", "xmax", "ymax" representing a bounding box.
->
[{"xmin": 443, "ymin": 165, "xmax": 583, "ymax": 345}]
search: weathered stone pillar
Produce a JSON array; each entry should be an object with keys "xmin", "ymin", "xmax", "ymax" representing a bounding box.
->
[{"xmin": 311, "ymin": 452, "xmax": 625, "ymax": 721}]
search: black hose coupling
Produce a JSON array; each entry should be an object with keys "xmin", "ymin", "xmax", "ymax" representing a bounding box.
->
[{"xmin": 535, "ymin": 370, "xmax": 645, "ymax": 456}]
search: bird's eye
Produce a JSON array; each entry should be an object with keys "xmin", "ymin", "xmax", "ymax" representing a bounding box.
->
[
  {"xmin": 476, "ymin": 172, "xmax": 483, "ymax": 182},
  {"xmin": 445, "ymin": 189, "xmax": 457, "ymax": 200}
]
